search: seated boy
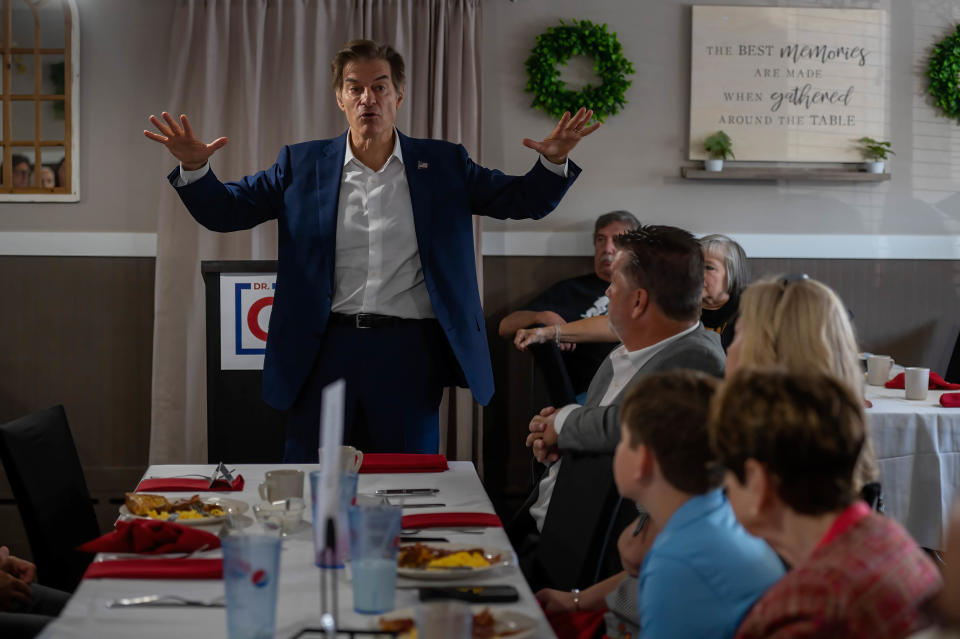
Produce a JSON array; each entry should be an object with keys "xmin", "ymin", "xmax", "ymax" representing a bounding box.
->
[{"xmin": 613, "ymin": 370, "xmax": 784, "ymax": 638}]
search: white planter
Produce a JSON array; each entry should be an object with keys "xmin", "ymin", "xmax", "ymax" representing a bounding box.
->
[
  {"xmin": 704, "ymin": 158, "xmax": 724, "ymax": 172},
  {"xmin": 865, "ymin": 161, "xmax": 885, "ymax": 174}
]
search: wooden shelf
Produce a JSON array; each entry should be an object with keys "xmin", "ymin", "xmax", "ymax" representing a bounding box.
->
[{"xmin": 680, "ymin": 167, "xmax": 891, "ymax": 182}]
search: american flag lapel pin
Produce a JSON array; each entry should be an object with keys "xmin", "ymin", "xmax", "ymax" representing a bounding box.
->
[{"xmin": 417, "ymin": 160, "xmax": 429, "ymax": 170}]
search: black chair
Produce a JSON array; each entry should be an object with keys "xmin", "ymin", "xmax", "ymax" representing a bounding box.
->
[
  {"xmin": 0, "ymin": 405, "xmax": 100, "ymax": 591},
  {"xmin": 946, "ymin": 329, "xmax": 960, "ymax": 384},
  {"xmin": 528, "ymin": 343, "xmax": 577, "ymax": 407}
]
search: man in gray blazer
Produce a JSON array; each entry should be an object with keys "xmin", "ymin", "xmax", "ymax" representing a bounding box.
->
[{"xmin": 515, "ymin": 225, "xmax": 725, "ymax": 590}]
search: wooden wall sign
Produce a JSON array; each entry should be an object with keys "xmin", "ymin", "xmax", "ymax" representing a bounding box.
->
[{"xmin": 689, "ymin": 6, "xmax": 887, "ymax": 162}]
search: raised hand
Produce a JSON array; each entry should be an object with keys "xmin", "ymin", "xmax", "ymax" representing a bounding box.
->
[
  {"xmin": 522, "ymin": 107, "xmax": 601, "ymax": 164},
  {"xmin": 144, "ymin": 112, "xmax": 228, "ymax": 170}
]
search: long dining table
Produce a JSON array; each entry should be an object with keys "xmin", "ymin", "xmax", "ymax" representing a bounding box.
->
[
  {"xmin": 37, "ymin": 462, "xmax": 556, "ymax": 639},
  {"xmin": 866, "ymin": 384, "xmax": 960, "ymax": 551}
]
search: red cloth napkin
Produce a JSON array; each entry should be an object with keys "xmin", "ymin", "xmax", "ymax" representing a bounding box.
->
[
  {"xmin": 135, "ymin": 475, "xmax": 245, "ymax": 492},
  {"xmin": 83, "ymin": 558, "xmax": 222, "ymax": 580},
  {"xmin": 401, "ymin": 512, "xmax": 502, "ymax": 529},
  {"xmin": 359, "ymin": 453, "xmax": 448, "ymax": 474},
  {"xmin": 941, "ymin": 393, "xmax": 960, "ymax": 408},
  {"xmin": 544, "ymin": 608, "xmax": 607, "ymax": 639},
  {"xmin": 885, "ymin": 371, "xmax": 960, "ymax": 390},
  {"xmin": 77, "ymin": 519, "xmax": 221, "ymax": 555}
]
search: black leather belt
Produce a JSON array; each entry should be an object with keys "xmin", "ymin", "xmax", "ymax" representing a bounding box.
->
[{"xmin": 329, "ymin": 313, "xmax": 421, "ymax": 329}]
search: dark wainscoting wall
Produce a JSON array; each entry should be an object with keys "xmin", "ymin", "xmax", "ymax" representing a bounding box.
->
[
  {"xmin": 0, "ymin": 256, "xmax": 155, "ymax": 560},
  {"xmin": 482, "ymin": 255, "xmax": 960, "ymax": 518}
]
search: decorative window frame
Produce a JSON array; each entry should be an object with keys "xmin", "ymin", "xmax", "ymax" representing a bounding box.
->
[{"xmin": 1, "ymin": 0, "xmax": 79, "ymax": 202}]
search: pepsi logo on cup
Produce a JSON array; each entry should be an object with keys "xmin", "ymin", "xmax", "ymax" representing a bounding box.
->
[{"xmin": 251, "ymin": 568, "xmax": 270, "ymax": 588}]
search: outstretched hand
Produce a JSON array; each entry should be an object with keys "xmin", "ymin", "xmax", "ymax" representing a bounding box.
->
[
  {"xmin": 522, "ymin": 107, "xmax": 601, "ymax": 165},
  {"xmin": 144, "ymin": 112, "xmax": 228, "ymax": 171}
]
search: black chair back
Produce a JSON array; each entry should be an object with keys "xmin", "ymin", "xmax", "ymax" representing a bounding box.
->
[
  {"xmin": 529, "ymin": 343, "xmax": 577, "ymax": 407},
  {"xmin": 947, "ymin": 330, "xmax": 960, "ymax": 383},
  {"xmin": 0, "ymin": 405, "xmax": 100, "ymax": 591}
]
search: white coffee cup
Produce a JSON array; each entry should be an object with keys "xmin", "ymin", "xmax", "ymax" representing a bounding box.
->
[
  {"xmin": 258, "ymin": 469, "xmax": 305, "ymax": 501},
  {"xmin": 867, "ymin": 355, "xmax": 894, "ymax": 386},
  {"xmin": 318, "ymin": 445, "xmax": 364, "ymax": 473},
  {"xmin": 905, "ymin": 367, "xmax": 930, "ymax": 401}
]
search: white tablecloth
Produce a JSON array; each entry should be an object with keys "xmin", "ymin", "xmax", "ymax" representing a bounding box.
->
[
  {"xmin": 37, "ymin": 462, "xmax": 556, "ymax": 639},
  {"xmin": 866, "ymin": 385, "xmax": 960, "ymax": 550}
]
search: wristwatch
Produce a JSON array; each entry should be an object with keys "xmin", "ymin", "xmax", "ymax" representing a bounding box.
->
[{"xmin": 571, "ymin": 588, "xmax": 581, "ymax": 611}]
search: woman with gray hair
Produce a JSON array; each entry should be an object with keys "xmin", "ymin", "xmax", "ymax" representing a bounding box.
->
[{"xmin": 700, "ymin": 234, "xmax": 749, "ymax": 350}]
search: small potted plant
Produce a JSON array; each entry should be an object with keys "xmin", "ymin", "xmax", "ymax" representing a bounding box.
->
[
  {"xmin": 856, "ymin": 137, "xmax": 894, "ymax": 173},
  {"xmin": 703, "ymin": 130, "xmax": 734, "ymax": 171}
]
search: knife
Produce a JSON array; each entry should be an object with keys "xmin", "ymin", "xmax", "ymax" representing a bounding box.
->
[
  {"xmin": 400, "ymin": 536, "xmax": 449, "ymax": 543},
  {"xmin": 107, "ymin": 595, "xmax": 225, "ymax": 608},
  {"xmin": 399, "ymin": 503, "xmax": 446, "ymax": 509}
]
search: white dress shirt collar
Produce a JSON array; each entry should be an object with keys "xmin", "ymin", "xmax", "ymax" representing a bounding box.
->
[
  {"xmin": 602, "ymin": 322, "xmax": 701, "ymax": 405},
  {"xmin": 343, "ymin": 128, "xmax": 404, "ymax": 170}
]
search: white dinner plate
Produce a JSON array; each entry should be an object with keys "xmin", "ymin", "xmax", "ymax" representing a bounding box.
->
[
  {"xmin": 376, "ymin": 606, "xmax": 536, "ymax": 639},
  {"xmin": 118, "ymin": 497, "xmax": 248, "ymax": 526},
  {"xmin": 396, "ymin": 543, "xmax": 512, "ymax": 580}
]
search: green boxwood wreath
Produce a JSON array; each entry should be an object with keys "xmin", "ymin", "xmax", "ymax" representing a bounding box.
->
[
  {"xmin": 928, "ymin": 24, "xmax": 960, "ymax": 123},
  {"xmin": 524, "ymin": 19, "xmax": 634, "ymax": 123}
]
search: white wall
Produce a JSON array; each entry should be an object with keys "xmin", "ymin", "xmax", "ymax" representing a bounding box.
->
[
  {"xmin": 481, "ymin": 0, "xmax": 960, "ymax": 253},
  {"xmin": 0, "ymin": 0, "xmax": 173, "ymax": 232},
  {"xmin": 4, "ymin": 0, "xmax": 959, "ymax": 252}
]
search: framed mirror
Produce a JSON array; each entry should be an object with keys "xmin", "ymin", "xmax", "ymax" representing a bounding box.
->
[{"xmin": 1, "ymin": 0, "xmax": 79, "ymax": 201}]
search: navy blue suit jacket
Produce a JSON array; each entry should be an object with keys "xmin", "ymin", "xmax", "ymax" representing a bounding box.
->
[{"xmin": 169, "ymin": 130, "xmax": 580, "ymax": 410}]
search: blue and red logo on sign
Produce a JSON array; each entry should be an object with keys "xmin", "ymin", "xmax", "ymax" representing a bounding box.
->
[{"xmin": 234, "ymin": 282, "xmax": 276, "ymax": 355}]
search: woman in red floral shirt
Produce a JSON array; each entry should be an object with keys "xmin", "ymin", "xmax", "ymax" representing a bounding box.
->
[{"xmin": 710, "ymin": 369, "xmax": 941, "ymax": 639}]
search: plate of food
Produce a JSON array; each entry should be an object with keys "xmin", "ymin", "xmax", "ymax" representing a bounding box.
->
[
  {"xmin": 377, "ymin": 606, "xmax": 535, "ymax": 639},
  {"xmin": 396, "ymin": 543, "xmax": 512, "ymax": 580},
  {"xmin": 120, "ymin": 493, "xmax": 248, "ymax": 526}
]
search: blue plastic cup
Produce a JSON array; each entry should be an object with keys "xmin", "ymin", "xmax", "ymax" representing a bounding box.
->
[
  {"xmin": 222, "ymin": 534, "xmax": 282, "ymax": 639},
  {"xmin": 310, "ymin": 469, "xmax": 359, "ymax": 567},
  {"xmin": 348, "ymin": 503, "xmax": 402, "ymax": 614}
]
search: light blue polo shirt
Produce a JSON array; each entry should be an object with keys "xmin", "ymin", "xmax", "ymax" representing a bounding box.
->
[{"xmin": 638, "ymin": 488, "xmax": 785, "ymax": 639}]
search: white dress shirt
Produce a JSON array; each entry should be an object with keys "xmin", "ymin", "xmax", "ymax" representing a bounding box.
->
[
  {"xmin": 332, "ymin": 131, "xmax": 432, "ymax": 317},
  {"xmin": 528, "ymin": 323, "xmax": 700, "ymax": 532},
  {"xmin": 177, "ymin": 130, "xmax": 568, "ymax": 319}
]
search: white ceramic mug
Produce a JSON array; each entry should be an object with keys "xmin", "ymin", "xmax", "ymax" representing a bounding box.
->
[
  {"xmin": 258, "ymin": 469, "xmax": 304, "ymax": 501},
  {"xmin": 905, "ymin": 367, "xmax": 930, "ymax": 401},
  {"xmin": 867, "ymin": 355, "xmax": 894, "ymax": 386},
  {"xmin": 318, "ymin": 445, "xmax": 364, "ymax": 473}
]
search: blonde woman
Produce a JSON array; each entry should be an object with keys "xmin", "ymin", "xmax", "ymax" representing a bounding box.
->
[{"xmin": 725, "ymin": 274, "xmax": 879, "ymax": 490}]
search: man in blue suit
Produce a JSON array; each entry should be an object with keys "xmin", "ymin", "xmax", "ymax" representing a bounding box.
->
[{"xmin": 145, "ymin": 40, "xmax": 598, "ymax": 461}]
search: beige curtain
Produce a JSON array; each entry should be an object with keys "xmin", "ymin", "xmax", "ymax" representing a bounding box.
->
[{"xmin": 150, "ymin": 0, "xmax": 484, "ymax": 466}]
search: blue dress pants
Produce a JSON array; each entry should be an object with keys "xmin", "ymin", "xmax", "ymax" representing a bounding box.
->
[{"xmin": 282, "ymin": 318, "xmax": 454, "ymax": 462}]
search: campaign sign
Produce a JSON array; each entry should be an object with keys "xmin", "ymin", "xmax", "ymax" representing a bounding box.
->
[{"xmin": 219, "ymin": 273, "xmax": 277, "ymax": 370}]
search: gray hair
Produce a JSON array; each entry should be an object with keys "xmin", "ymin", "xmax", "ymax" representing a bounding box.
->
[
  {"xmin": 700, "ymin": 234, "xmax": 749, "ymax": 297},
  {"xmin": 594, "ymin": 210, "xmax": 640, "ymax": 234}
]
